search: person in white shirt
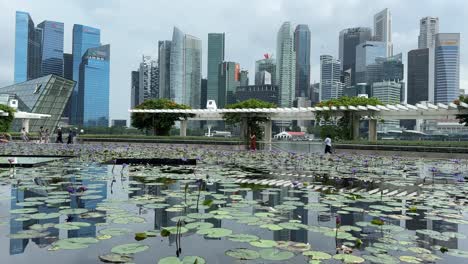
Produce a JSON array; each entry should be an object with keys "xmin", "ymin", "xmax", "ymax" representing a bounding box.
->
[{"xmin": 324, "ymin": 135, "xmax": 332, "ymax": 154}]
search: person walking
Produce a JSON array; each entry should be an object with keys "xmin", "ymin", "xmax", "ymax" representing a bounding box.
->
[
  {"xmin": 39, "ymin": 126, "xmax": 44, "ymax": 143},
  {"xmin": 324, "ymin": 135, "xmax": 333, "ymax": 154},
  {"xmin": 56, "ymin": 127, "xmax": 63, "ymax": 143},
  {"xmin": 250, "ymin": 133, "xmax": 257, "ymax": 151},
  {"xmin": 44, "ymin": 128, "xmax": 50, "ymax": 143},
  {"xmin": 21, "ymin": 127, "xmax": 29, "ymax": 142}
]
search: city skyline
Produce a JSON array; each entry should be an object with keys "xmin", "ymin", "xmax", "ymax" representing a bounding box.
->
[{"xmin": 1, "ymin": 0, "xmax": 467, "ymax": 121}]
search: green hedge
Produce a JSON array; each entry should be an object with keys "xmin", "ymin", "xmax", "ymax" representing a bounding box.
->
[{"xmin": 0, "ymin": 104, "xmax": 15, "ymax": 132}]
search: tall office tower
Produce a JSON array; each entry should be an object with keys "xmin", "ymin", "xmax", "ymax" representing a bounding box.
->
[
  {"xmin": 255, "ymin": 55, "xmax": 276, "ymax": 85},
  {"xmin": 239, "ymin": 70, "xmax": 249, "ymax": 86},
  {"xmin": 184, "ymin": 34, "xmax": 202, "ymax": 109},
  {"xmin": 14, "ymin": 11, "xmax": 42, "ymax": 83},
  {"xmin": 70, "ymin": 24, "xmax": 101, "ymax": 124},
  {"xmin": 320, "ymin": 55, "xmax": 342, "ymax": 101},
  {"xmin": 158, "ymin": 40, "xmax": 172, "ymax": 99},
  {"xmin": 137, "ymin": 56, "xmax": 159, "ymax": 105},
  {"xmin": 77, "ymin": 45, "xmax": 110, "ymax": 127},
  {"xmin": 294, "ymin": 24, "xmax": 311, "ymax": 98},
  {"xmin": 256, "ymin": 71, "xmax": 272, "ymax": 85},
  {"xmin": 373, "ymin": 8, "xmax": 393, "ymax": 56},
  {"xmin": 366, "ymin": 53, "xmax": 404, "ymax": 85},
  {"xmin": 339, "ymin": 27, "xmax": 372, "ymax": 85},
  {"xmin": 130, "ymin": 70, "xmax": 140, "ymax": 109},
  {"xmin": 37, "ymin": 21, "xmax": 64, "ymax": 77},
  {"xmin": 218, "ymin": 62, "xmax": 240, "ymax": 108},
  {"xmin": 418, "ymin": 17, "xmax": 439, "ymax": 49},
  {"xmin": 276, "ymin": 22, "xmax": 296, "ymax": 107},
  {"xmin": 63, "ymin": 53, "xmax": 73, "ymax": 80},
  {"xmin": 373, "ymin": 81, "xmax": 402, "ymax": 131},
  {"xmin": 207, "ymin": 33, "xmax": 225, "ymax": 104},
  {"xmin": 170, "ymin": 27, "xmax": 185, "ymax": 104},
  {"xmin": 407, "ymin": 49, "xmax": 432, "ymax": 104},
  {"xmin": 434, "ymin": 33, "xmax": 460, "ymax": 104},
  {"xmin": 355, "ymin": 41, "xmax": 387, "ymax": 83},
  {"xmin": 200, "ymin": 78, "xmax": 208, "ymax": 109},
  {"xmin": 309, "ymin": 83, "xmax": 320, "ymax": 105}
]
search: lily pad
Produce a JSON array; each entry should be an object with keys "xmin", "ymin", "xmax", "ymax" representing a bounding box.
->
[
  {"xmin": 259, "ymin": 248, "xmax": 294, "ymax": 261},
  {"xmin": 228, "ymin": 234, "xmax": 259, "ymax": 242},
  {"xmin": 333, "ymin": 254, "xmax": 365, "ymax": 263},
  {"xmin": 303, "ymin": 251, "xmax": 332, "ymax": 260},
  {"xmin": 225, "ymin": 248, "xmax": 260, "ymax": 260},
  {"xmin": 111, "ymin": 243, "xmax": 149, "ymax": 254},
  {"xmin": 250, "ymin": 239, "xmax": 278, "ymax": 248},
  {"xmin": 99, "ymin": 254, "xmax": 133, "ymax": 263},
  {"xmin": 196, "ymin": 228, "xmax": 232, "ymax": 238},
  {"xmin": 52, "ymin": 237, "xmax": 99, "ymax": 250},
  {"xmin": 158, "ymin": 256, "xmax": 206, "ymax": 264},
  {"xmin": 99, "ymin": 227, "xmax": 132, "ymax": 236},
  {"xmin": 185, "ymin": 222, "xmax": 214, "ymax": 230}
]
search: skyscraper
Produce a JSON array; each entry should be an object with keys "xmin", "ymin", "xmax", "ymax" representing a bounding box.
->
[
  {"xmin": 355, "ymin": 41, "xmax": 388, "ymax": 83},
  {"xmin": 373, "ymin": 8, "xmax": 393, "ymax": 56},
  {"xmin": 276, "ymin": 22, "xmax": 296, "ymax": 107},
  {"xmin": 158, "ymin": 40, "xmax": 171, "ymax": 99},
  {"xmin": 339, "ymin": 27, "xmax": 372, "ymax": 85},
  {"xmin": 207, "ymin": 33, "xmax": 225, "ymax": 104},
  {"xmin": 255, "ymin": 55, "xmax": 276, "ymax": 85},
  {"xmin": 14, "ymin": 11, "xmax": 42, "ymax": 83},
  {"xmin": 131, "ymin": 70, "xmax": 140, "ymax": 108},
  {"xmin": 434, "ymin": 33, "xmax": 460, "ymax": 104},
  {"xmin": 70, "ymin": 24, "xmax": 101, "ymax": 124},
  {"xmin": 78, "ymin": 44, "xmax": 110, "ymax": 127},
  {"xmin": 63, "ymin": 53, "xmax": 73, "ymax": 80},
  {"xmin": 137, "ymin": 56, "xmax": 159, "ymax": 105},
  {"xmin": 239, "ymin": 70, "xmax": 249, "ymax": 86},
  {"xmin": 320, "ymin": 55, "xmax": 342, "ymax": 101},
  {"xmin": 37, "ymin": 21, "xmax": 64, "ymax": 77},
  {"xmin": 407, "ymin": 48, "xmax": 431, "ymax": 104},
  {"xmin": 170, "ymin": 27, "xmax": 185, "ymax": 104},
  {"xmin": 218, "ymin": 62, "xmax": 240, "ymax": 108},
  {"xmin": 418, "ymin": 17, "xmax": 439, "ymax": 49},
  {"xmin": 294, "ymin": 24, "xmax": 311, "ymax": 98}
]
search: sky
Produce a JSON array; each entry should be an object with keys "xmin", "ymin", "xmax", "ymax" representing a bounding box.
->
[{"xmin": 0, "ymin": 0, "xmax": 466, "ymax": 121}]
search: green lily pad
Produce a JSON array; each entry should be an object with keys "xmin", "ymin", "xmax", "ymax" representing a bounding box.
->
[
  {"xmin": 10, "ymin": 208, "xmax": 38, "ymax": 214},
  {"xmin": 187, "ymin": 213, "xmax": 214, "ymax": 220},
  {"xmin": 260, "ymin": 224, "xmax": 283, "ymax": 231},
  {"xmin": 303, "ymin": 251, "xmax": 332, "ymax": 260},
  {"xmin": 99, "ymin": 227, "xmax": 132, "ymax": 236},
  {"xmin": 158, "ymin": 256, "xmax": 206, "ymax": 264},
  {"xmin": 185, "ymin": 222, "xmax": 214, "ymax": 230},
  {"xmin": 228, "ymin": 234, "xmax": 259, "ymax": 242},
  {"xmin": 30, "ymin": 212, "xmax": 61, "ymax": 220},
  {"xmin": 250, "ymin": 239, "xmax": 278, "ymax": 248},
  {"xmin": 225, "ymin": 248, "xmax": 260, "ymax": 260},
  {"xmin": 399, "ymin": 256, "xmax": 422, "ymax": 263},
  {"xmin": 259, "ymin": 248, "xmax": 294, "ymax": 261},
  {"xmin": 52, "ymin": 237, "xmax": 99, "ymax": 250},
  {"xmin": 99, "ymin": 253, "xmax": 133, "ymax": 263},
  {"xmin": 54, "ymin": 222, "xmax": 91, "ymax": 230},
  {"xmin": 59, "ymin": 208, "xmax": 88, "ymax": 215},
  {"xmin": 196, "ymin": 228, "xmax": 232, "ymax": 238},
  {"xmin": 333, "ymin": 254, "xmax": 365, "ymax": 263},
  {"xmin": 111, "ymin": 243, "xmax": 149, "ymax": 254}
]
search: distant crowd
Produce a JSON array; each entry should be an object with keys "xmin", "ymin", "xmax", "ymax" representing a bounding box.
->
[{"xmin": 18, "ymin": 126, "xmax": 80, "ymax": 144}]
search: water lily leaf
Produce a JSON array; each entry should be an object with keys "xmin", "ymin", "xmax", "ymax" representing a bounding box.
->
[
  {"xmin": 187, "ymin": 213, "xmax": 214, "ymax": 220},
  {"xmin": 259, "ymin": 248, "xmax": 294, "ymax": 261},
  {"xmin": 99, "ymin": 227, "xmax": 132, "ymax": 236},
  {"xmin": 185, "ymin": 222, "xmax": 214, "ymax": 230},
  {"xmin": 250, "ymin": 239, "xmax": 278, "ymax": 248},
  {"xmin": 303, "ymin": 251, "xmax": 332, "ymax": 260},
  {"xmin": 30, "ymin": 212, "xmax": 61, "ymax": 220},
  {"xmin": 135, "ymin": 232, "xmax": 147, "ymax": 241},
  {"xmin": 228, "ymin": 234, "xmax": 259, "ymax": 242},
  {"xmin": 399, "ymin": 256, "xmax": 422, "ymax": 263},
  {"xmin": 333, "ymin": 254, "xmax": 365, "ymax": 263},
  {"xmin": 163, "ymin": 226, "xmax": 189, "ymax": 235},
  {"xmin": 52, "ymin": 237, "xmax": 99, "ymax": 250},
  {"xmin": 196, "ymin": 228, "xmax": 232, "ymax": 238},
  {"xmin": 111, "ymin": 243, "xmax": 149, "ymax": 254},
  {"xmin": 112, "ymin": 216, "xmax": 146, "ymax": 224},
  {"xmin": 10, "ymin": 208, "xmax": 38, "ymax": 214},
  {"xmin": 99, "ymin": 253, "xmax": 133, "ymax": 263},
  {"xmin": 54, "ymin": 222, "xmax": 91, "ymax": 230},
  {"xmin": 9, "ymin": 230, "xmax": 49, "ymax": 239},
  {"xmin": 59, "ymin": 208, "xmax": 88, "ymax": 215},
  {"xmin": 225, "ymin": 248, "xmax": 260, "ymax": 260},
  {"xmin": 260, "ymin": 224, "xmax": 283, "ymax": 231}
]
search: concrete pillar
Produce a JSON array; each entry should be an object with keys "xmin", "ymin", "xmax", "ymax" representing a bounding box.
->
[
  {"xmin": 179, "ymin": 120, "xmax": 187, "ymax": 137},
  {"xmin": 22, "ymin": 119, "xmax": 30, "ymax": 133},
  {"xmin": 352, "ymin": 115, "xmax": 360, "ymax": 140},
  {"xmin": 240, "ymin": 117, "xmax": 248, "ymax": 141},
  {"xmin": 368, "ymin": 119, "xmax": 377, "ymax": 142},
  {"xmin": 264, "ymin": 119, "xmax": 272, "ymax": 151}
]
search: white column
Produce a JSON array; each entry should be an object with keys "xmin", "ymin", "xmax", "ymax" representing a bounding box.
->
[
  {"xmin": 368, "ymin": 119, "xmax": 377, "ymax": 142},
  {"xmin": 264, "ymin": 119, "xmax": 272, "ymax": 151},
  {"xmin": 22, "ymin": 119, "xmax": 30, "ymax": 133},
  {"xmin": 180, "ymin": 120, "xmax": 187, "ymax": 137}
]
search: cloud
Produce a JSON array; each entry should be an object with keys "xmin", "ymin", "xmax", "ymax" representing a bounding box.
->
[{"xmin": 0, "ymin": 0, "xmax": 466, "ymax": 121}]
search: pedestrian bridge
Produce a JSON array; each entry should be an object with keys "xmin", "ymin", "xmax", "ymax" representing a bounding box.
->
[{"xmin": 129, "ymin": 102, "xmax": 468, "ymax": 143}]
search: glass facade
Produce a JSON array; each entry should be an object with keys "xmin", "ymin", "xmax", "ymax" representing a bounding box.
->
[
  {"xmin": 130, "ymin": 70, "xmax": 140, "ymax": 108},
  {"xmin": 276, "ymin": 22, "xmax": 296, "ymax": 108},
  {"xmin": 339, "ymin": 27, "xmax": 372, "ymax": 85},
  {"xmin": 407, "ymin": 48, "xmax": 429, "ymax": 105},
  {"xmin": 37, "ymin": 21, "xmax": 64, "ymax": 77},
  {"xmin": 14, "ymin": 11, "xmax": 42, "ymax": 83},
  {"xmin": 218, "ymin": 62, "xmax": 240, "ymax": 108},
  {"xmin": 355, "ymin": 41, "xmax": 387, "ymax": 83},
  {"xmin": 294, "ymin": 24, "xmax": 311, "ymax": 98},
  {"xmin": 158, "ymin": 40, "xmax": 172, "ymax": 99},
  {"xmin": 434, "ymin": 33, "xmax": 460, "ymax": 104},
  {"xmin": 255, "ymin": 58, "xmax": 276, "ymax": 86},
  {"xmin": 170, "ymin": 27, "xmax": 185, "ymax": 104},
  {"xmin": 184, "ymin": 35, "xmax": 202, "ymax": 109},
  {"xmin": 71, "ymin": 24, "xmax": 101, "ymax": 124},
  {"xmin": 207, "ymin": 33, "xmax": 225, "ymax": 103},
  {"xmin": 0, "ymin": 75, "xmax": 74, "ymax": 132},
  {"xmin": 78, "ymin": 45, "xmax": 110, "ymax": 127},
  {"xmin": 320, "ymin": 55, "xmax": 342, "ymax": 101}
]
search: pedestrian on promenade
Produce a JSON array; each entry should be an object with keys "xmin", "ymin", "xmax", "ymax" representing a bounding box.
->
[
  {"xmin": 44, "ymin": 129, "xmax": 50, "ymax": 143},
  {"xmin": 39, "ymin": 126, "xmax": 44, "ymax": 143},
  {"xmin": 56, "ymin": 127, "xmax": 63, "ymax": 143},
  {"xmin": 21, "ymin": 127, "xmax": 29, "ymax": 142},
  {"xmin": 250, "ymin": 133, "xmax": 257, "ymax": 151},
  {"xmin": 324, "ymin": 134, "xmax": 332, "ymax": 154}
]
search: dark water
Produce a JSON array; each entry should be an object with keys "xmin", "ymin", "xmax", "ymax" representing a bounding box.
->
[{"xmin": 0, "ymin": 161, "xmax": 468, "ymax": 264}]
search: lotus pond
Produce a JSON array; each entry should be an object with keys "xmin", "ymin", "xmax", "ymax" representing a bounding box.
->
[{"xmin": 0, "ymin": 143, "xmax": 468, "ymax": 263}]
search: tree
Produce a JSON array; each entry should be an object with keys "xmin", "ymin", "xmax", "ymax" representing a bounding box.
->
[
  {"xmin": 455, "ymin": 96, "xmax": 468, "ymax": 126},
  {"xmin": 131, "ymin": 99, "xmax": 193, "ymax": 136},
  {"xmin": 0, "ymin": 104, "xmax": 15, "ymax": 132},
  {"xmin": 223, "ymin": 99, "xmax": 276, "ymax": 140},
  {"xmin": 314, "ymin": 96, "xmax": 383, "ymax": 140}
]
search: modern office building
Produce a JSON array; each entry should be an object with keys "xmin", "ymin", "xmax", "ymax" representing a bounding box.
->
[
  {"xmin": 134, "ymin": 56, "xmax": 159, "ymax": 106},
  {"xmin": 63, "ymin": 53, "xmax": 73, "ymax": 80},
  {"xmin": 111, "ymin": 119, "xmax": 127, "ymax": 127},
  {"xmin": 77, "ymin": 45, "xmax": 110, "ymax": 127},
  {"xmin": 235, "ymin": 85, "xmax": 279, "ymax": 105},
  {"xmin": 373, "ymin": 8, "xmax": 393, "ymax": 56},
  {"xmin": 218, "ymin": 62, "xmax": 240, "ymax": 108},
  {"xmin": 0, "ymin": 75, "xmax": 74, "ymax": 132},
  {"xmin": 256, "ymin": 71, "xmax": 272, "ymax": 85},
  {"xmin": 372, "ymin": 81, "xmax": 401, "ymax": 104},
  {"xmin": 355, "ymin": 41, "xmax": 388, "ymax": 83},
  {"xmin": 70, "ymin": 24, "xmax": 101, "ymax": 124},
  {"xmin": 158, "ymin": 40, "xmax": 172, "ymax": 99},
  {"xmin": 14, "ymin": 11, "xmax": 42, "ymax": 83},
  {"xmin": 419, "ymin": 17, "xmax": 439, "ymax": 49},
  {"xmin": 37, "ymin": 21, "xmax": 64, "ymax": 77},
  {"xmin": 276, "ymin": 22, "xmax": 296, "ymax": 107},
  {"xmin": 320, "ymin": 55, "xmax": 343, "ymax": 101},
  {"xmin": 408, "ymin": 49, "xmax": 433, "ymax": 104},
  {"xmin": 207, "ymin": 33, "xmax": 225, "ymax": 104},
  {"xmin": 339, "ymin": 27, "xmax": 372, "ymax": 85},
  {"xmin": 294, "ymin": 24, "xmax": 311, "ymax": 98},
  {"xmin": 239, "ymin": 70, "xmax": 249, "ymax": 87},
  {"xmin": 255, "ymin": 55, "xmax": 276, "ymax": 85},
  {"xmin": 309, "ymin": 83, "xmax": 320, "ymax": 105},
  {"xmin": 169, "ymin": 27, "xmax": 202, "ymax": 108},
  {"xmin": 200, "ymin": 78, "xmax": 207, "ymax": 109},
  {"xmin": 130, "ymin": 70, "xmax": 140, "ymax": 108},
  {"xmin": 434, "ymin": 33, "xmax": 460, "ymax": 104},
  {"xmin": 366, "ymin": 53, "xmax": 404, "ymax": 85}
]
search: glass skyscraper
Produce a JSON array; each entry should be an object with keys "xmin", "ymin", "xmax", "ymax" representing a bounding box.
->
[
  {"xmin": 276, "ymin": 22, "xmax": 296, "ymax": 108},
  {"xmin": 294, "ymin": 24, "xmax": 311, "ymax": 98},
  {"xmin": 320, "ymin": 55, "xmax": 342, "ymax": 101},
  {"xmin": 355, "ymin": 41, "xmax": 388, "ymax": 83},
  {"xmin": 434, "ymin": 33, "xmax": 460, "ymax": 104},
  {"xmin": 170, "ymin": 27, "xmax": 185, "ymax": 104},
  {"xmin": 339, "ymin": 27, "xmax": 372, "ymax": 85},
  {"xmin": 158, "ymin": 40, "xmax": 172, "ymax": 99},
  {"xmin": 78, "ymin": 45, "xmax": 110, "ymax": 127},
  {"xmin": 14, "ymin": 11, "xmax": 42, "ymax": 83},
  {"xmin": 207, "ymin": 33, "xmax": 225, "ymax": 104},
  {"xmin": 255, "ymin": 56, "xmax": 276, "ymax": 86},
  {"xmin": 70, "ymin": 24, "xmax": 101, "ymax": 124},
  {"xmin": 37, "ymin": 21, "xmax": 64, "ymax": 77},
  {"xmin": 218, "ymin": 62, "xmax": 240, "ymax": 108}
]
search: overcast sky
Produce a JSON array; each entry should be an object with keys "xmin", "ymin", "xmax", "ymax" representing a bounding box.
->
[{"xmin": 0, "ymin": 0, "xmax": 466, "ymax": 121}]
